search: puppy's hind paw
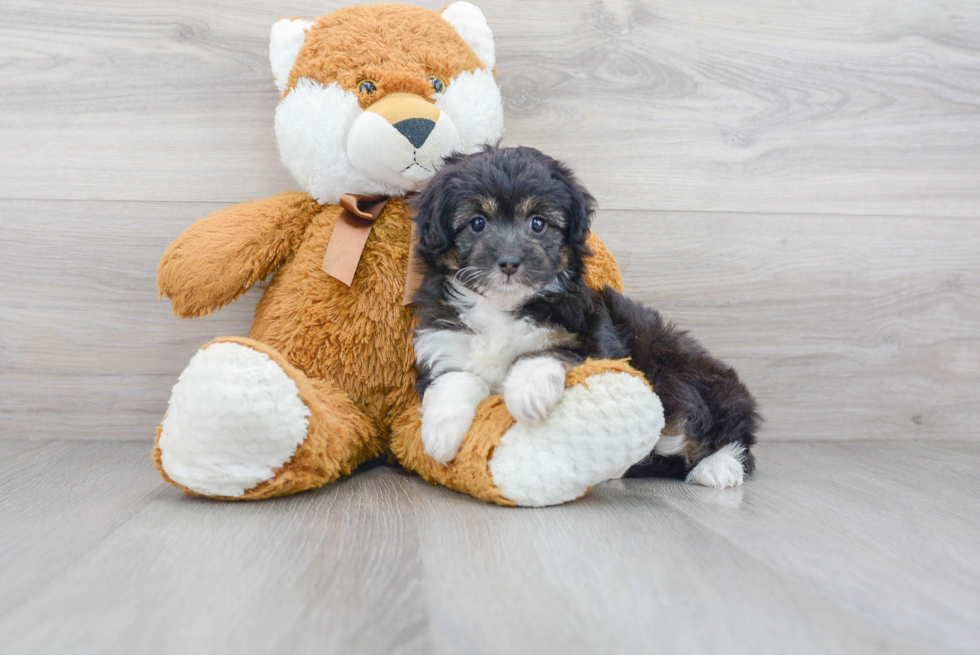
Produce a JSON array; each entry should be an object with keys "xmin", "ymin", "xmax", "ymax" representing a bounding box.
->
[
  {"xmin": 504, "ymin": 356, "xmax": 567, "ymax": 423},
  {"xmin": 686, "ymin": 443, "xmax": 746, "ymax": 489}
]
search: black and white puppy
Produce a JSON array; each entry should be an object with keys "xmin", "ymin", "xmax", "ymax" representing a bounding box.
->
[{"xmin": 411, "ymin": 146, "xmax": 760, "ymax": 488}]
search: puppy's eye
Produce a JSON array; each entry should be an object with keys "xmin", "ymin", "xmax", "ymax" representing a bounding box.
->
[
  {"xmin": 358, "ymin": 79, "xmax": 377, "ymax": 94},
  {"xmin": 427, "ymin": 75, "xmax": 446, "ymax": 93},
  {"xmin": 529, "ymin": 216, "xmax": 548, "ymax": 234},
  {"xmin": 469, "ymin": 215, "xmax": 487, "ymax": 233}
]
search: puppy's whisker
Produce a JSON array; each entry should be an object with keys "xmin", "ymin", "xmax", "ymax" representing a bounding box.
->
[{"xmin": 454, "ymin": 266, "xmax": 487, "ymax": 289}]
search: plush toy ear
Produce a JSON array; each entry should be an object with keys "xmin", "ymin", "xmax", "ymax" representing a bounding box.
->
[
  {"xmin": 441, "ymin": 2, "xmax": 495, "ymax": 70},
  {"xmin": 270, "ymin": 18, "xmax": 313, "ymax": 93}
]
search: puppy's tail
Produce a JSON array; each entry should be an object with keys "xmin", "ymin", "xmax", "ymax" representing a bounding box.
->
[
  {"xmin": 622, "ymin": 452, "xmax": 689, "ymax": 479},
  {"xmin": 600, "ymin": 286, "xmax": 762, "ymax": 478}
]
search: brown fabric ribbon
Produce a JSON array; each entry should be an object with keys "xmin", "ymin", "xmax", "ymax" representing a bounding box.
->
[{"xmin": 321, "ymin": 193, "xmax": 422, "ymax": 306}]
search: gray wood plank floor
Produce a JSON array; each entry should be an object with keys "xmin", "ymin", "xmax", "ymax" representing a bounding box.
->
[{"xmin": 0, "ymin": 440, "xmax": 976, "ymax": 655}]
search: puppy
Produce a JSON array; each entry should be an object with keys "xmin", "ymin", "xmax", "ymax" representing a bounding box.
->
[{"xmin": 411, "ymin": 146, "xmax": 760, "ymax": 488}]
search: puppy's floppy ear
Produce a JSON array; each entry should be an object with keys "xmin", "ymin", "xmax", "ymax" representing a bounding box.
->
[
  {"xmin": 552, "ymin": 160, "xmax": 596, "ymax": 249},
  {"xmin": 410, "ymin": 182, "xmax": 455, "ymax": 257}
]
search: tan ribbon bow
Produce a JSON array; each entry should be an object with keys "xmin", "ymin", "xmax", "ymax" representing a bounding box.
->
[{"xmin": 321, "ymin": 193, "xmax": 422, "ymax": 306}]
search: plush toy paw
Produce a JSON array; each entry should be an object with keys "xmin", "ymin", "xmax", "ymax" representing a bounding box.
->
[
  {"xmin": 421, "ymin": 371, "xmax": 491, "ymax": 464},
  {"xmin": 503, "ymin": 356, "xmax": 566, "ymax": 422},
  {"xmin": 490, "ymin": 368, "xmax": 664, "ymax": 506},
  {"xmin": 157, "ymin": 341, "xmax": 311, "ymax": 497},
  {"xmin": 685, "ymin": 443, "xmax": 746, "ymax": 489}
]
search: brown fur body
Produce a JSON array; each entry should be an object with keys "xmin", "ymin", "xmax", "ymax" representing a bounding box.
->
[{"xmin": 249, "ymin": 197, "xmax": 418, "ymax": 436}]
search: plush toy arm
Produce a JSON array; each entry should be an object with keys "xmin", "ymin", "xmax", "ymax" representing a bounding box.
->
[
  {"xmin": 583, "ymin": 232, "xmax": 624, "ymax": 293},
  {"xmin": 158, "ymin": 191, "xmax": 320, "ymax": 318}
]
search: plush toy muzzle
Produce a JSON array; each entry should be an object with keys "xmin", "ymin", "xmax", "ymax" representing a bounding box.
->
[{"xmin": 347, "ymin": 92, "xmax": 462, "ymax": 190}]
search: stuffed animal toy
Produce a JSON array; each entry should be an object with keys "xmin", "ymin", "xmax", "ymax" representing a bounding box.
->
[{"xmin": 153, "ymin": 2, "xmax": 665, "ymax": 507}]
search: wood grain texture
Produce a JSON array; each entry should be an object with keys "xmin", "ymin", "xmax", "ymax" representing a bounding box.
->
[
  {"xmin": 0, "ymin": 441, "xmax": 165, "ymax": 618},
  {"xmin": 2, "ymin": 199, "xmax": 977, "ymax": 441},
  {"xmin": 0, "ymin": 440, "xmax": 977, "ymax": 654},
  {"xmin": 0, "ymin": 0, "xmax": 978, "ymax": 215},
  {"xmin": 652, "ymin": 440, "xmax": 980, "ymax": 652},
  {"xmin": 0, "ymin": 444, "xmax": 432, "ymax": 655}
]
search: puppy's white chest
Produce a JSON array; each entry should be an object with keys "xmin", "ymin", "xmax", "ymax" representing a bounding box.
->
[{"xmin": 414, "ymin": 295, "xmax": 558, "ymax": 391}]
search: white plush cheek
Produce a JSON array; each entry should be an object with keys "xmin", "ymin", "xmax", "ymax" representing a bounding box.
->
[
  {"xmin": 275, "ymin": 79, "xmax": 399, "ymax": 204},
  {"xmin": 437, "ymin": 69, "xmax": 504, "ymax": 153}
]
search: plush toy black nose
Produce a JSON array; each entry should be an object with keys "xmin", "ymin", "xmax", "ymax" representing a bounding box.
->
[
  {"xmin": 392, "ymin": 118, "xmax": 435, "ymax": 149},
  {"xmin": 497, "ymin": 256, "xmax": 522, "ymax": 276}
]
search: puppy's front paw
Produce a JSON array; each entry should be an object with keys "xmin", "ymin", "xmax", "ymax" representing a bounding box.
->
[
  {"xmin": 421, "ymin": 411, "xmax": 474, "ymax": 464},
  {"xmin": 420, "ymin": 372, "xmax": 491, "ymax": 464},
  {"xmin": 504, "ymin": 356, "xmax": 567, "ymax": 422}
]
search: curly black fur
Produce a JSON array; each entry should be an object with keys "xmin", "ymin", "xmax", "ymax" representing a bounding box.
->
[{"xmin": 411, "ymin": 145, "xmax": 760, "ymax": 479}]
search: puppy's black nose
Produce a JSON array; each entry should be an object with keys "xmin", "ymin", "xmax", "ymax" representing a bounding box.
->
[
  {"xmin": 497, "ymin": 256, "xmax": 522, "ymax": 276},
  {"xmin": 392, "ymin": 118, "xmax": 435, "ymax": 149}
]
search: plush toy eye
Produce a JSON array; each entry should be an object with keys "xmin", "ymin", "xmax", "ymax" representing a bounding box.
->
[
  {"xmin": 529, "ymin": 216, "xmax": 547, "ymax": 234},
  {"xmin": 427, "ymin": 75, "xmax": 446, "ymax": 93},
  {"xmin": 358, "ymin": 79, "xmax": 377, "ymax": 94},
  {"xmin": 469, "ymin": 215, "xmax": 487, "ymax": 233}
]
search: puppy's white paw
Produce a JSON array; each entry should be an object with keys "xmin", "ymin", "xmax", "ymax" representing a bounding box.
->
[
  {"xmin": 504, "ymin": 356, "xmax": 567, "ymax": 422},
  {"xmin": 421, "ymin": 372, "xmax": 491, "ymax": 464},
  {"xmin": 686, "ymin": 443, "xmax": 746, "ymax": 489},
  {"xmin": 421, "ymin": 414, "xmax": 472, "ymax": 464}
]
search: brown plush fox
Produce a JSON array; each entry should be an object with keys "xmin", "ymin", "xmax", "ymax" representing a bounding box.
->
[{"xmin": 153, "ymin": 2, "xmax": 665, "ymax": 506}]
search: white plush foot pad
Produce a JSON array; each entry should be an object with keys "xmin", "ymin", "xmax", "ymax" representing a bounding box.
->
[
  {"xmin": 686, "ymin": 443, "xmax": 746, "ymax": 489},
  {"xmin": 488, "ymin": 372, "xmax": 664, "ymax": 507},
  {"xmin": 158, "ymin": 342, "xmax": 310, "ymax": 497}
]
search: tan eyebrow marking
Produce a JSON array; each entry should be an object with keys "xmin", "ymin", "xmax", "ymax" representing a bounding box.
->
[
  {"xmin": 452, "ymin": 196, "xmax": 497, "ymax": 230},
  {"xmin": 478, "ymin": 196, "xmax": 498, "ymax": 216},
  {"xmin": 518, "ymin": 196, "xmax": 566, "ymax": 227},
  {"xmin": 516, "ymin": 197, "xmax": 536, "ymax": 218}
]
